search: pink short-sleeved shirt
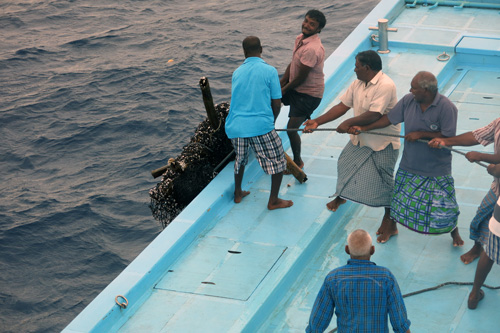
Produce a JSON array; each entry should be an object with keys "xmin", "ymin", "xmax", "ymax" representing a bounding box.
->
[{"xmin": 290, "ymin": 33, "xmax": 324, "ymax": 98}]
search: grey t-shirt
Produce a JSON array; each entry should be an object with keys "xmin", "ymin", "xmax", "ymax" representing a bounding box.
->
[{"xmin": 388, "ymin": 93, "xmax": 457, "ymax": 177}]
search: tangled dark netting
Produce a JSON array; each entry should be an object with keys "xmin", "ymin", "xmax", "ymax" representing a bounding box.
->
[{"xmin": 149, "ymin": 102, "xmax": 234, "ymax": 228}]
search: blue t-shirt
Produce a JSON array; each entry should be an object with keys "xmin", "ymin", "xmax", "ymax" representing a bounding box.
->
[
  {"xmin": 388, "ymin": 92, "xmax": 458, "ymax": 177},
  {"xmin": 225, "ymin": 57, "xmax": 282, "ymax": 139}
]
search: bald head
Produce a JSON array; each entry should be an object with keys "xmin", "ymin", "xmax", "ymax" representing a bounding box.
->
[
  {"xmin": 242, "ymin": 36, "xmax": 262, "ymax": 58},
  {"xmin": 347, "ymin": 229, "xmax": 373, "ymax": 258}
]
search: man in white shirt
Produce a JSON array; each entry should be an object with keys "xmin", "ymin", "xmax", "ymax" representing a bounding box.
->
[{"xmin": 304, "ymin": 50, "xmax": 400, "ymax": 242}]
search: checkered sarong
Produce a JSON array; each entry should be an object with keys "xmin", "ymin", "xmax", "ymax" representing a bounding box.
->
[
  {"xmin": 231, "ymin": 130, "xmax": 286, "ymax": 175},
  {"xmin": 485, "ymin": 231, "xmax": 500, "ymax": 265},
  {"xmin": 470, "ymin": 188, "xmax": 496, "ymax": 245},
  {"xmin": 391, "ymin": 169, "xmax": 459, "ymax": 234},
  {"xmin": 335, "ymin": 141, "xmax": 399, "ymax": 207}
]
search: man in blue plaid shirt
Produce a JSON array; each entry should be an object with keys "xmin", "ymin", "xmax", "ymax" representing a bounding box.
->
[{"xmin": 306, "ymin": 229, "xmax": 411, "ymax": 332}]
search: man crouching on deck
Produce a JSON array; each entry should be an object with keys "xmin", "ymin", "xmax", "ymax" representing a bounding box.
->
[
  {"xmin": 306, "ymin": 229, "xmax": 411, "ymax": 332},
  {"xmin": 225, "ymin": 36, "xmax": 293, "ymax": 210},
  {"xmin": 304, "ymin": 50, "xmax": 400, "ymax": 240}
]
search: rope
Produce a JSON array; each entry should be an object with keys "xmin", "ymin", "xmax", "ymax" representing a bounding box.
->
[
  {"xmin": 276, "ymin": 127, "xmax": 489, "ymax": 168},
  {"xmin": 326, "ymin": 281, "xmax": 500, "ymax": 332},
  {"xmin": 402, "ymin": 281, "xmax": 500, "ymax": 297}
]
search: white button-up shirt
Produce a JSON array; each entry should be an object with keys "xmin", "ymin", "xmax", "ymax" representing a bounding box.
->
[{"xmin": 340, "ymin": 71, "xmax": 401, "ymax": 151}]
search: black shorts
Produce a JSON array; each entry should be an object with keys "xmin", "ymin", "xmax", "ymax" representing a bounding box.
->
[{"xmin": 282, "ymin": 90, "xmax": 322, "ymax": 119}]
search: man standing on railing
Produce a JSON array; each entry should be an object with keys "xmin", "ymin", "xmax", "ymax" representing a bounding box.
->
[
  {"xmin": 350, "ymin": 71, "xmax": 463, "ymax": 245},
  {"xmin": 304, "ymin": 50, "xmax": 400, "ymax": 241},
  {"xmin": 306, "ymin": 229, "xmax": 411, "ymax": 332},
  {"xmin": 226, "ymin": 36, "xmax": 293, "ymax": 210},
  {"xmin": 281, "ymin": 9, "xmax": 326, "ymax": 172}
]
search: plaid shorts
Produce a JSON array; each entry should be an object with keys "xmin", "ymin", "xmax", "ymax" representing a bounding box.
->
[
  {"xmin": 231, "ymin": 130, "xmax": 286, "ymax": 175},
  {"xmin": 485, "ymin": 231, "xmax": 500, "ymax": 265}
]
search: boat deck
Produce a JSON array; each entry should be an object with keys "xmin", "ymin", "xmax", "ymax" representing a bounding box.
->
[
  {"xmin": 262, "ymin": 69, "xmax": 500, "ymax": 332},
  {"xmin": 64, "ymin": 1, "xmax": 500, "ymax": 332}
]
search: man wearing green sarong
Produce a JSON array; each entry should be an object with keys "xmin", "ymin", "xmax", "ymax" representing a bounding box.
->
[{"xmin": 351, "ymin": 71, "xmax": 463, "ymax": 245}]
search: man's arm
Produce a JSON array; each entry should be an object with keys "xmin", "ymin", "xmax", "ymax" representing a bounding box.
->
[
  {"xmin": 467, "ymin": 152, "xmax": 500, "ymax": 164},
  {"xmin": 404, "ymin": 130, "xmax": 445, "ymax": 142},
  {"xmin": 429, "ymin": 130, "xmax": 500, "ymax": 164},
  {"xmin": 306, "ymin": 281, "xmax": 335, "ymax": 333},
  {"xmin": 348, "ymin": 114, "xmax": 392, "ymax": 134},
  {"xmin": 280, "ymin": 63, "xmax": 291, "ymax": 88},
  {"xmin": 303, "ymin": 102, "xmax": 350, "ymax": 132},
  {"xmin": 428, "ymin": 132, "xmax": 477, "ymax": 148},
  {"xmin": 282, "ymin": 62, "xmax": 312, "ymax": 95},
  {"xmin": 387, "ymin": 277, "xmax": 411, "ymax": 333},
  {"xmin": 337, "ymin": 111, "xmax": 382, "ymax": 133},
  {"xmin": 271, "ymin": 98, "xmax": 281, "ymax": 121},
  {"xmin": 488, "ymin": 163, "xmax": 500, "ymax": 178}
]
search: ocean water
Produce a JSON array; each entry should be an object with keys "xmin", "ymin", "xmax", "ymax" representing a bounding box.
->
[{"xmin": 0, "ymin": 0, "xmax": 379, "ymax": 331}]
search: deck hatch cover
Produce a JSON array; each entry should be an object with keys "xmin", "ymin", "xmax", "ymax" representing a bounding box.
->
[{"xmin": 155, "ymin": 237, "xmax": 286, "ymax": 301}]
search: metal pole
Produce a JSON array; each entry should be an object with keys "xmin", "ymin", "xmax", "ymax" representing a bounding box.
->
[
  {"xmin": 369, "ymin": 18, "xmax": 398, "ymax": 54},
  {"xmin": 378, "ymin": 19, "xmax": 389, "ymax": 53}
]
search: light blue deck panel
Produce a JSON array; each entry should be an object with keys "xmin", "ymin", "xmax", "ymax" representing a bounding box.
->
[
  {"xmin": 64, "ymin": 1, "xmax": 500, "ymax": 332},
  {"xmin": 457, "ymin": 37, "xmax": 500, "ymax": 56},
  {"xmin": 155, "ymin": 238, "xmax": 287, "ymax": 300}
]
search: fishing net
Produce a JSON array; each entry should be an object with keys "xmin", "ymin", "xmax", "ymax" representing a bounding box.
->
[{"xmin": 149, "ymin": 102, "xmax": 234, "ymax": 227}]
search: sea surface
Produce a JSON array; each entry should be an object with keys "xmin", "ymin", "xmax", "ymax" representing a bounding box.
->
[{"xmin": 0, "ymin": 0, "xmax": 379, "ymax": 331}]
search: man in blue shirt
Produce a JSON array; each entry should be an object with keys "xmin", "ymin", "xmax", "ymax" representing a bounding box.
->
[
  {"xmin": 225, "ymin": 36, "xmax": 293, "ymax": 210},
  {"xmin": 306, "ymin": 229, "xmax": 411, "ymax": 332}
]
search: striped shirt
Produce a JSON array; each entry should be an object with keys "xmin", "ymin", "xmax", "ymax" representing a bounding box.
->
[
  {"xmin": 306, "ymin": 259, "xmax": 410, "ymax": 333},
  {"xmin": 472, "ymin": 117, "xmax": 500, "ymax": 196}
]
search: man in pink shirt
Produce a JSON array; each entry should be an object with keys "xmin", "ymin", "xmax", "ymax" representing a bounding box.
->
[{"xmin": 281, "ymin": 9, "xmax": 326, "ymax": 171}]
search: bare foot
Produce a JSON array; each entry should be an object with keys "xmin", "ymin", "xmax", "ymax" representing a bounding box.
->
[
  {"xmin": 268, "ymin": 198, "xmax": 294, "ymax": 210},
  {"xmin": 326, "ymin": 197, "xmax": 346, "ymax": 212},
  {"xmin": 451, "ymin": 228, "xmax": 464, "ymax": 247},
  {"xmin": 468, "ymin": 289, "xmax": 484, "ymax": 310},
  {"xmin": 377, "ymin": 218, "xmax": 398, "ymax": 243},
  {"xmin": 234, "ymin": 190, "xmax": 250, "ymax": 203},
  {"xmin": 461, "ymin": 243, "xmax": 483, "ymax": 264},
  {"xmin": 377, "ymin": 215, "xmax": 392, "ymax": 235}
]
